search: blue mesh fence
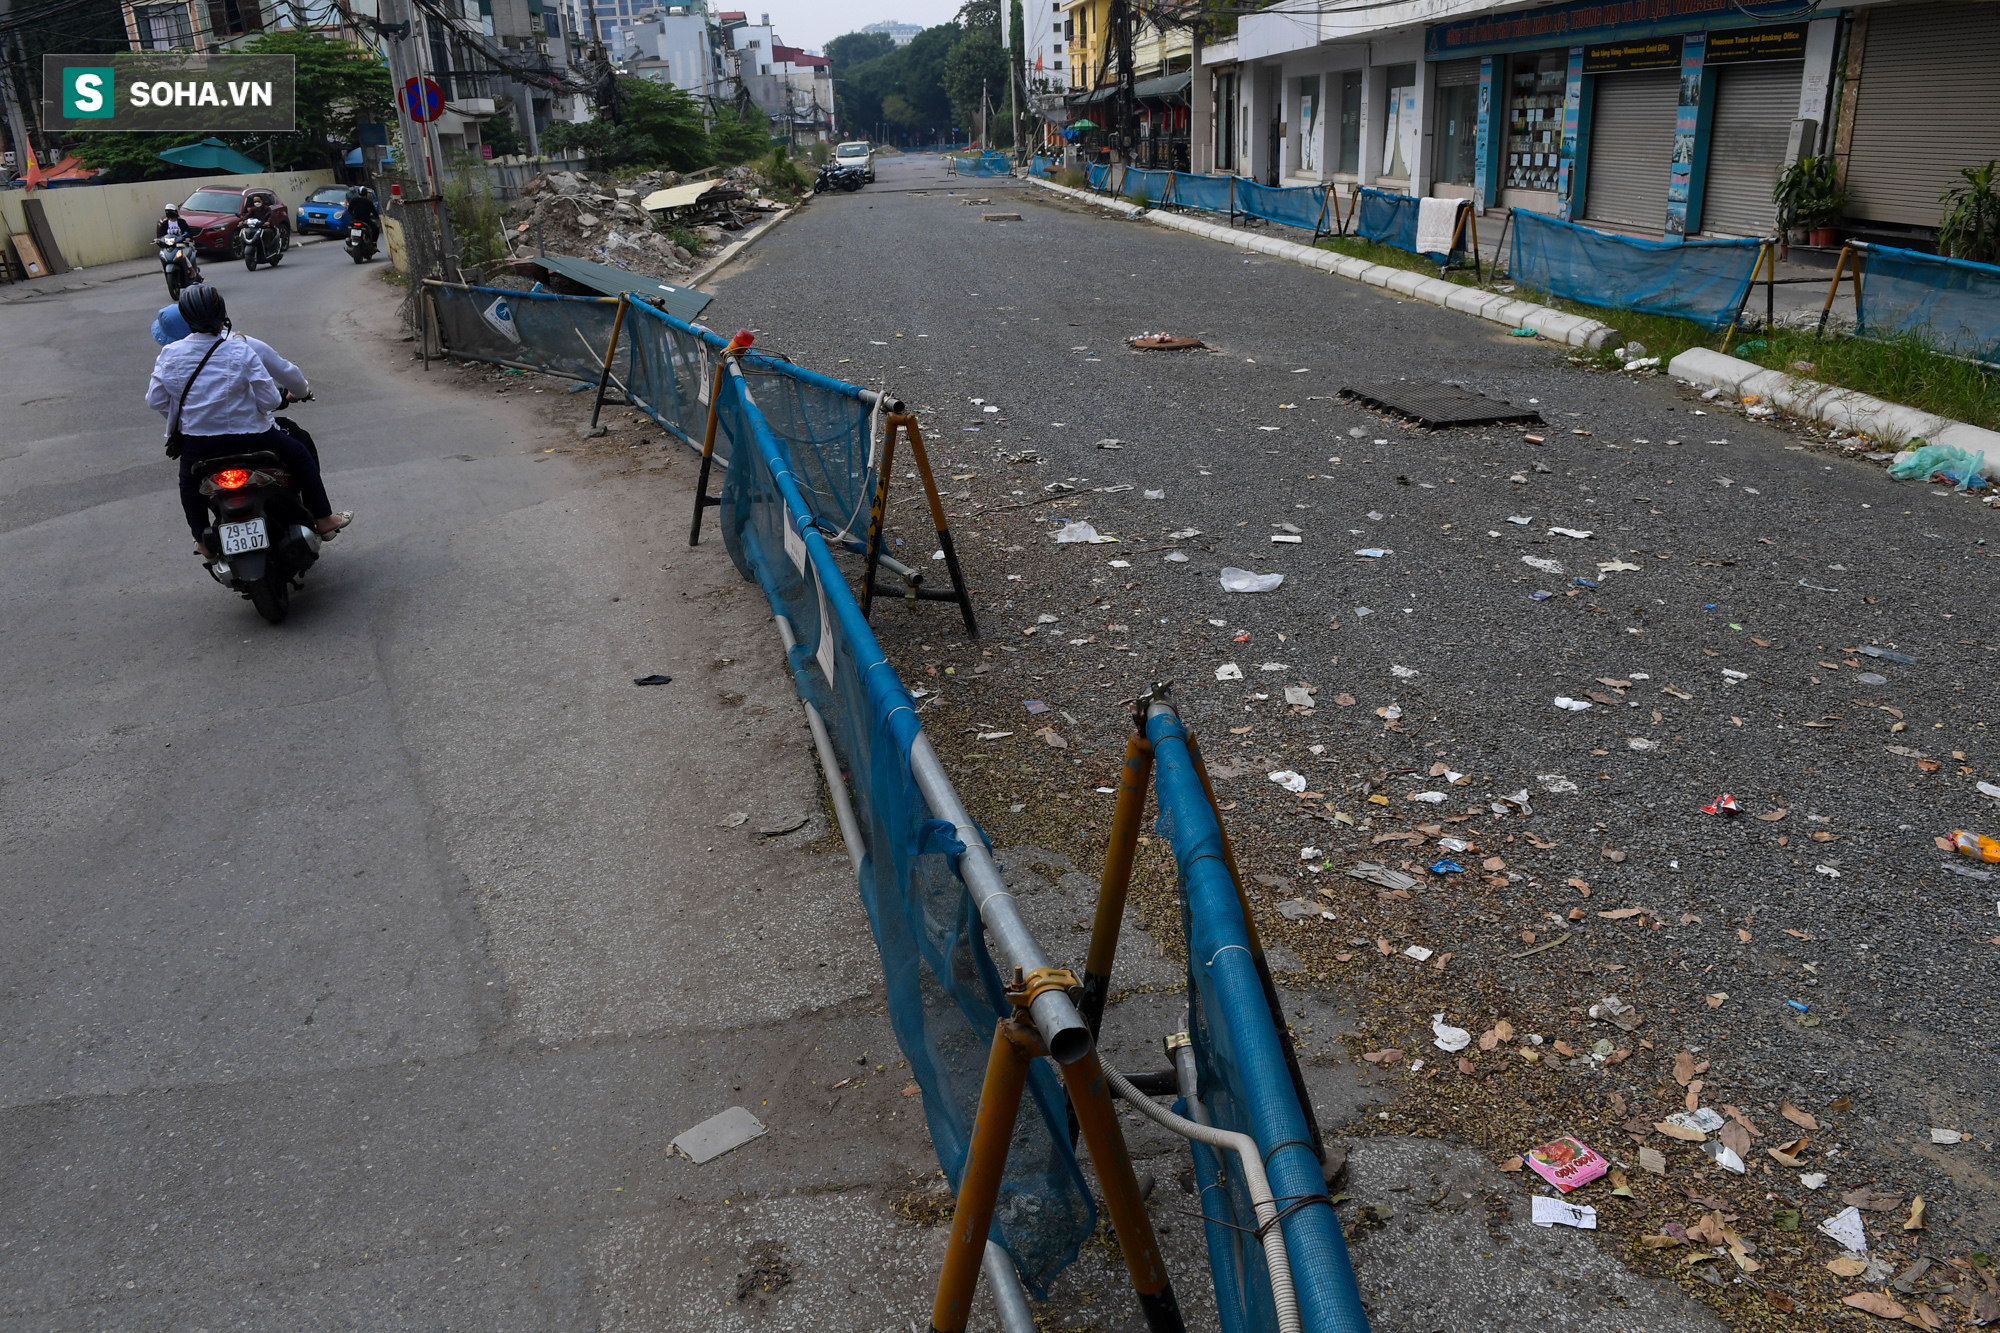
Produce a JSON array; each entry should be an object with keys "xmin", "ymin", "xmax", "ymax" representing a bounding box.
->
[
  {"xmin": 1171, "ymin": 171, "xmax": 1234, "ymax": 214},
  {"xmin": 1509, "ymin": 208, "xmax": 1761, "ymax": 329},
  {"xmin": 1857, "ymin": 244, "xmax": 2000, "ymax": 362},
  {"xmin": 1352, "ymin": 187, "xmax": 1419, "ymax": 252},
  {"xmin": 1235, "ymin": 179, "xmax": 1328, "ymax": 233},
  {"xmin": 631, "ymin": 300, "xmax": 1095, "ymax": 1295},
  {"xmin": 427, "ymin": 282, "xmax": 629, "ymax": 381},
  {"xmin": 1121, "ymin": 167, "xmax": 1175, "ymax": 203},
  {"xmin": 952, "ymin": 151, "xmax": 1015, "ymax": 177},
  {"xmin": 1029, "ymin": 154, "xmax": 1054, "ymax": 178},
  {"xmin": 1088, "ymin": 162, "xmax": 1112, "ymax": 191}
]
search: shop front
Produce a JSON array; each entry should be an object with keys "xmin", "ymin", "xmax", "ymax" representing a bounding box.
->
[{"xmin": 1425, "ymin": 0, "xmax": 1837, "ymax": 240}]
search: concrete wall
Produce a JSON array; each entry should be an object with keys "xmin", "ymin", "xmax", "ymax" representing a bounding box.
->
[{"xmin": 0, "ymin": 169, "xmax": 338, "ymax": 271}]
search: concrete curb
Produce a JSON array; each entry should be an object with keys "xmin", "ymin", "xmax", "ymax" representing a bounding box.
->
[
  {"xmin": 1030, "ymin": 179, "xmax": 1619, "ymax": 352},
  {"xmin": 688, "ymin": 204, "xmax": 794, "ymax": 287},
  {"xmin": 1667, "ymin": 347, "xmax": 2000, "ymax": 454}
]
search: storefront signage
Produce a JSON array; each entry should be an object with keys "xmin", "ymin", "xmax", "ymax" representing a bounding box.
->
[
  {"xmin": 1582, "ymin": 36, "xmax": 1683, "ymax": 71},
  {"xmin": 1426, "ymin": 0, "xmax": 1803, "ymax": 60},
  {"xmin": 1703, "ymin": 25, "xmax": 1807, "ymax": 63}
]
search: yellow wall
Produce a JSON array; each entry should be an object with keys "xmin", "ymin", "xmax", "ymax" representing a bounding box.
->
[
  {"xmin": 1063, "ymin": 0, "xmax": 1111, "ymax": 91},
  {"xmin": 1, "ymin": 169, "xmax": 338, "ymax": 272}
]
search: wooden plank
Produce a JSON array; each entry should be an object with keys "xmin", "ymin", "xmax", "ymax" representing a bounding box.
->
[
  {"xmin": 13, "ymin": 231, "xmax": 49, "ymax": 279},
  {"xmin": 20, "ymin": 198, "xmax": 72, "ymax": 275}
]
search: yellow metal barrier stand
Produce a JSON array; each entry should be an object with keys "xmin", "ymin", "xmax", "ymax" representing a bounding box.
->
[
  {"xmin": 929, "ymin": 968, "xmax": 1186, "ymax": 1333},
  {"xmin": 1078, "ymin": 733, "xmax": 1154, "ymax": 1036},
  {"xmin": 860, "ymin": 412, "xmax": 980, "ymax": 636},
  {"xmin": 1817, "ymin": 243, "xmax": 1861, "ymax": 338},
  {"xmin": 688, "ymin": 328, "xmax": 754, "ymax": 547},
  {"xmin": 585, "ymin": 294, "xmax": 629, "ymax": 432}
]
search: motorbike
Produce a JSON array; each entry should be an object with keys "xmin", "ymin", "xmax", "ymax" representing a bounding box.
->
[
  {"xmin": 344, "ymin": 219, "xmax": 378, "ymax": 264},
  {"xmin": 196, "ymin": 401, "xmax": 323, "ymax": 624},
  {"xmin": 160, "ymin": 236, "xmax": 201, "ymax": 299},
  {"xmin": 239, "ymin": 214, "xmax": 287, "ymax": 271},
  {"xmin": 813, "ymin": 161, "xmax": 865, "ymax": 195}
]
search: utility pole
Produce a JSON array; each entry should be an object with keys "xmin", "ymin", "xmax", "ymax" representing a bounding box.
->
[
  {"xmin": 1111, "ymin": 0, "xmax": 1134, "ymax": 165},
  {"xmin": 0, "ymin": 9, "xmax": 43, "ymax": 176}
]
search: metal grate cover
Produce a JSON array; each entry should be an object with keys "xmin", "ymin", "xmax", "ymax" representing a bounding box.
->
[{"xmin": 1339, "ymin": 383, "xmax": 1543, "ymax": 428}]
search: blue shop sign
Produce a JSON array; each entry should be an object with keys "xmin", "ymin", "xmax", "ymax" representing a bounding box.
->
[{"xmin": 1426, "ymin": 0, "xmax": 1805, "ymax": 59}]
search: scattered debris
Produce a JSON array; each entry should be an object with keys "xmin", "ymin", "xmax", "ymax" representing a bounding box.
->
[
  {"xmin": 672, "ymin": 1106, "xmax": 769, "ymax": 1163},
  {"xmin": 633, "ymin": 673, "xmax": 674, "ymax": 686},
  {"xmin": 1221, "ymin": 567, "xmax": 1285, "ymax": 593},
  {"xmin": 1526, "ymin": 1136, "xmax": 1608, "ymax": 1193}
]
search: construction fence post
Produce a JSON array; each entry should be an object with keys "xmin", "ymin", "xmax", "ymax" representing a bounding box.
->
[{"xmin": 688, "ymin": 328, "xmax": 753, "ymax": 546}]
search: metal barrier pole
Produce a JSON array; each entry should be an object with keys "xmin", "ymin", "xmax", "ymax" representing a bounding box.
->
[
  {"xmin": 930, "ymin": 1012, "xmax": 1039, "ymax": 1333},
  {"xmin": 772, "ymin": 614, "xmax": 865, "ymax": 872},
  {"xmin": 1720, "ymin": 241, "xmax": 1770, "ymax": 355},
  {"xmin": 1816, "ymin": 244, "xmax": 1853, "ymax": 337},
  {"xmin": 1766, "ymin": 234, "xmax": 1776, "ymax": 333},
  {"xmin": 858, "ymin": 414, "xmax": 898, "ymax": 619},
  {"xmin": 587, "ymin": 294, "xmax": 629, "ymax": 432},
  {"xmin": 892, "ymin": 412, "xmax": 979, "ymax": 638},
  {"xmin": 1483, "ymin": 208, "xmax": 1513, "ymax": 287},
  {"xmin": 981, "ymin": 1245, "xmax": 1037, "ymax": 1333},
  {"xmin": 1079, "ymin": 732, "xmax": 1153, "ymax": 1038},
  {"xmin": 1057, "ymin": 1050, "xmax": 1187, "ymax": 1333},
  {"xmin": 688, "ymin": 328, "xmax": 753, "ymax": 546}
]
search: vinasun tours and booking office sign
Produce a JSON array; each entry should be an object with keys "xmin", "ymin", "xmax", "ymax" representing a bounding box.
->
[
  {"xmin": 40, "ymin": 54, "xmax": 295, "ymax": 133},
  {"xmin": 1426, "ymin": 0, "xmax": 1806, "ymax": 58}
]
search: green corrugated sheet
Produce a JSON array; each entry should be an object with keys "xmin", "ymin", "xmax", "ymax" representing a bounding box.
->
[{"xmin": 533, "ymin": 253, "xmax": 714, "ymax": 322}]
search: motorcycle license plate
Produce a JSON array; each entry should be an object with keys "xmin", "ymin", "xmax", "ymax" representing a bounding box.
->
[{"xmin": 219, "ymin": 518, "xmax": 268, "ymax": 554}]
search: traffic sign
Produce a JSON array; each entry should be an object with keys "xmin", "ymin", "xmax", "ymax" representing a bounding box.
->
[{"xmin": 402, "ymin": 77, "xmax": 443, "ymax": 123}]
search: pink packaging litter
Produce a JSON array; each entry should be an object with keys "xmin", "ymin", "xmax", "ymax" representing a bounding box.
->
[{"xmin": 1525, "ymin": 1135, "xmax": 1609, "ymax": 1193}]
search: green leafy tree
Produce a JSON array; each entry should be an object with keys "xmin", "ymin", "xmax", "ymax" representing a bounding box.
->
[
  {"xmin": 826, "ymin": 31, "xmax": 894, "ymax": 71},
  {"xmin": 944, "ymin": 29, "xmax": 1009, "ymax": 143},
  {"xmin": 542, "ymin": 77, "xmax": 710, "ymax": 171},
  {"xmin": 957, "ymin": 0, "xmax": 1001, "ymax": 35},
  {"xmin": 710, "ymin": 104, "xmax": 772, "ymax": 164},
  {"xmin": 482, "ymin": 101, "xmax": 526, "ymax": 159}
]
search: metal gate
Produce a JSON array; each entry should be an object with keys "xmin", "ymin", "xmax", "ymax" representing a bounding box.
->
[
  {"xmin": 1845, "ymin": 2, "xmax": 2000, "ymax": 228},
  {"xmin": 1583, "ymin": 68, "xmax": 1679, "ymax": 231},
  {"xmin": 1699, "ymin": 60, "xmax": 1803, "ymax": 238}
]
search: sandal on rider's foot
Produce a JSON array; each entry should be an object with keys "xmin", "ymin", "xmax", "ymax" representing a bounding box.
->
[{"xmin": 316, "ymin": 511, "xmax": 353, "ymax": 538}]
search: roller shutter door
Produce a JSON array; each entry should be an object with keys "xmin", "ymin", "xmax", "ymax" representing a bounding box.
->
[
  {"xmin": 1584, "ymin": 68, "xmax": 1678, "ymax": 231},
  {"xmin": 1845, "ymin": 2, "xmax": 2000, "ymax": 228},
  {"xmin": 1699, "ymin": 61, "xmax": 1804, "ymax": 238}
]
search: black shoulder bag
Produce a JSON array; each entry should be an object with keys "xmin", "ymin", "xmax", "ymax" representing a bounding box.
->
[{"xmin": 165, "ymin": 337, "xmax": 225, "ymax": 461}]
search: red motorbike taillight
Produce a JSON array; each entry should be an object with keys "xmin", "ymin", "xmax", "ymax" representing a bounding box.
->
[{"xmin": 214, "ymin": 468, "xmax": 251, "ymax": 489}]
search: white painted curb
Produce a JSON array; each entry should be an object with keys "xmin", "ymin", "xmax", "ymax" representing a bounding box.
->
[
  {"xmin": 1032, "ymin": 179, "xmax": 1619, "ymax": 352},
  {"xmin": 1667, "ymin": 347, "xmax": 2000, "ymax": 453}
]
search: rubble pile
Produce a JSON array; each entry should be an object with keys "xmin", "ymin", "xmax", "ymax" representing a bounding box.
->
[{"xmin": 509, "ymin": 169, "xmax": 696, "ymax": 277}]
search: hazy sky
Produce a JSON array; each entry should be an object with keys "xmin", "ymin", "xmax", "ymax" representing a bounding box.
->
[{"xmin": 745, "ymin": 1, "xmax": 965, "ymax": 51}]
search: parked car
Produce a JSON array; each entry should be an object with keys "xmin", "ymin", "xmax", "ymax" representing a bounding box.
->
[
  {"xmin": 174, "ymin": 186, "xmax": 290, "ymax": 257},
  {"xmin": 834, "ymin": 140, "xmax": 875, "ymax": 183},
  {"xmin": 296, "ymin": 185, "xmax": 352, "ymax": 235}
]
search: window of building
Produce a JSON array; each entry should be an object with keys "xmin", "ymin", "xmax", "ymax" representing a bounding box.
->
[
  {"xmin": 1382, "ymin": 62, "xmax": 1416, "ymax": 178},
  {"xmin": 1434, "ymin": 60, "xmax": 1482, "ymax": 185},
  {"xmin": 1337, "ymin": 69, "xmax": 1361, "ymax": 174},
  {"xmin": 1505, "ymin": 50, "xmax": 1566, "ymax": 192},
  {"xmin": 133, "ymin": 1, "xmax": 193, "ymax": 48}
]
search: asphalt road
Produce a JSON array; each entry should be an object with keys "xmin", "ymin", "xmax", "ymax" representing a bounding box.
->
[{"xmin": 698, "ymin": 151, "xmax": 1998, "ymax": 1328}]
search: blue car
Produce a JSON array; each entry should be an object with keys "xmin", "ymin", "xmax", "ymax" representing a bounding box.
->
[{"xmin": 297, "ymin": 185, "xmax": 352, "ymax": 235}]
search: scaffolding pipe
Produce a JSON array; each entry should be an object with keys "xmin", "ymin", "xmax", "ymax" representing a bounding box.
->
[
  {"xmin": 907, "ymin": 734, "xmax": 1093, "ymax": 1066},
  {"xmin": 773, "ymin": 614, "xmax": 864, "ymax": 873},
  {"xmin": 1101, "ymin": 1057, "xmax": 1301, "ymax": 1333}
]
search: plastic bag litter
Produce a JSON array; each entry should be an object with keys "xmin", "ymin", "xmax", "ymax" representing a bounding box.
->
[
  {"xmin": 1347, "ymin": 862, "xmax": 1418, "ymax": 892},
  {"xmin": 1164, "ymin": 551, "xmax": 1190, "ymax": 563},
  {"xmin": 1819, "ymin": 1206, "xmax": 1868, "ymax": 1252},
  {"xmin": 1220, "ymin": 567, "xmax": 1284, "ymax": 593},
  {"xmin": 1888, "ymin": 443, "xmax": 1988, "ymax": 489},
  {"xmin": 1214, "ymin": 662, "xmax": 1244, "ymax": 681},
  {"xmin": 1054, "ymin": 521, "xmax": 1112, "ymax": 543},
  {"xmin": 1284, "ymin": 686, "xmax": 1315, "ymax": 707},
  {"xmin": 1431, "ymin": 1014, "xmax": 1472, "ymax": 1052},
  {"xmin": 1553, "ymin": 696, "xmax": 1593, "ymax": 711},
  {"xmin": 1269, "ymin": 770, "xmax": 1308, "ymax": 792},
  {"xmin": 1951, "ymin": 829, "xmax": 2000, "ymax": 863},
  {"xmin": 1523, "ymin": 556, "xmax": 1564, "ymax": 574},
  {"xmin": 1855, "ymin": 645, "xmax": 1918, "ymax": 664}
]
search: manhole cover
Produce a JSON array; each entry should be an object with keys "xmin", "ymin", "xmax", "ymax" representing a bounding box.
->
[{"xmin": 1339, "ymin": 383, "xmax": 1543, "ymax": 428}]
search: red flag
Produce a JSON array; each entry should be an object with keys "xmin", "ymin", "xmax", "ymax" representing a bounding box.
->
[
  {"xmin": 20, "ymin": 152, "xmax": 47, "ymax": 192},
  {"xmin": 1034, "ymin": 53, "xmax": 1043, "ymax": 71}
]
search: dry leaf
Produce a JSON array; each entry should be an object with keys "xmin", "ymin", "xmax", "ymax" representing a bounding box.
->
[
  {"xmin": 1456, "ymin": 1056, "xmax": 1477, "ymax": 1075},
  {"xmin": 1566, "ymin": 876, "xmax": 1592, "ymax": 895},
  {"xmin": 1907, "ymin": 1302, "xmax": 1943, "ymax": 1330},
  {"xmin": 1756, "ymin": 808, "xmax": 1789, "ymax": 821},
  {"xmin": 1494, "ymin": 1019, "xmax": 1515, "ymax": 1042},
  {"xmin": 1637, "ymin": 1233, "xmax": 1685, "ymax": 1249},
  {"xmin": 1500, "ymin": 1156, "xmax": 1524, "ymax": 1171},
  {"xmin": 1719, "ymin": 1119, "xmax": 1752, "ymax": 1158},
  {"xmin": 1360, "ymin": 1048, "xmax": 1404, "ymax": 1064},
  {"xmin": 1812, "ymin": 830, "xmax": 1840, "ymax": 842},
  {"xmin": 1780, "ymin": 1101, "xmax": 1818, "ymax": 1131},
  {"xmin": 1905, "ymin": 1196, "xmax": 1926, "ymax": 1231},
  {"xmin": 1603, "ymin": 847, "xmax": 1628, "ymax": 863},
  {"xmin": 1841, "ymin": 1293, "xmax": 1910, "ymax": 1321},
  {"xmin": 1655, "ymin": 1121, "xmax": 1707, "ymax": 1142},
  {"xmin": 1673, "ymin": 1051, "xmax": 1708, "ymax": 1086},
  {"xmin": 1737, "ymin": 927, "xmax": 1753, "ymax": 942},
  {"xmin": 1826, "ymin": 1256, "xmax": 1869, "ymax": 1277},
  {"xmin": 1599, "ymin": 906, "xmax": 1646, "ymax": 920},
  {"xmin": 1526, "ymin": 832, "xmax": 1557, "ymax": 849},
  {"xmin": 1334, "ymin": 692, "xmax": 1357, "ymax": 706},
  {"xmin": 1687, "ymin": 1212, "xmax": 1729, "ymax": 1246},
  {"xmin": 1606, "ymin": 1048, "xmax": 1631, "ymax": 1065},
  {"xmin": 1482, "ymin": 855, "xmax": 1506, "ymax": 871},
  {"xmin": 1685, "ymin": 1078, "xmax": 1704, "ymax": 1112},
  {"xmin": 1375, "ymin": 937, "xmax": 1392, "ymax": 955},
  {"xmin": 1784, "ymin": 928, "xmax": 1812, "ymax": 939},
  {"xmin": 1554, "ymin": 1040, "xmax": 1576, "ymax": 1057},
  {"xmin": 1768, "ymin": 1145, "xmax": 1806, "ymax": 1168},
  {"xmin": 1706, "ymin": 992, "xmax": 1728, "ymax": 1007}
]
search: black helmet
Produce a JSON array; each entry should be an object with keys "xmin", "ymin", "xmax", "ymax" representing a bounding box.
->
[{"xmin": 177, "ymin": 283, "xmax": 227, "ymax": 335}]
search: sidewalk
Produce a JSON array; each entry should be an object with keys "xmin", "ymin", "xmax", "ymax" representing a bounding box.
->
[{"xmin": 0, "ymin": 253, "xmax": 158, "ymax": 304}]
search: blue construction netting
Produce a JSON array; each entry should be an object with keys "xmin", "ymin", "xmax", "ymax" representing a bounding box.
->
[
  {"xmin": 1121, "ymin": 167, "xmax": 1174, "ymax": 203},
  {"xmin": 1352, "ymin": 187, "xmax": 1418, "ymax": 252},
  {"xmin": 426, "ymin": 282, "xmax": 628, "ymax": 381},
  {"xmin": 1509, "ymin": 209, "xmax": 1761, "ymax": 329},
  {"xmin": 1235, "ymin": 179, "xmax": 1328, "ymax": 233},
  {"xmin": 1029, "ymin": 154, "xmax": 1054, "ymax": 178},
  {"xmin": 1087, "ymin": 162, "xmax": 1112, "ymax": 191},
  {"xmin": 952, "ymin": 151, "xmax": 1015, "ymax": 177},
  {"xmin": 1857, "ymin": 244, "xmax": 2000, "ymax": 362},
  {"xmin": 1171, "ymin": 171, "xmax": 1233, "ymax": 214}
]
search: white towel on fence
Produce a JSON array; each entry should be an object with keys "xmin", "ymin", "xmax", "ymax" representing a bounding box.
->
[{"xmin": 1416, "ymin": 197, "xmax": 1464, "ymax": 255}]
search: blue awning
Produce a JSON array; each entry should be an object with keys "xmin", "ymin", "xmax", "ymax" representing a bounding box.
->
[{"xmin": 345, "ymin": 148, "xmax": 364, "ymax": 167}]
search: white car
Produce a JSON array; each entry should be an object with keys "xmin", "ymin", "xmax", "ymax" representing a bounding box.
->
[{"xmin": 834, "ymin": 140, "xmax": 875, "ymax": 183}]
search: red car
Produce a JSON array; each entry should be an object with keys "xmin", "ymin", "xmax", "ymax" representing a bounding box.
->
[{"xmin": 173, "ymin": 185, "xmax": 291, "ymax": 256}]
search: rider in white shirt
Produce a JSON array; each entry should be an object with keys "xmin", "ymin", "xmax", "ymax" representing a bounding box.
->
[{"xmin": 145, "ymin": 284, "xmax": 351, "ymax": 558}]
